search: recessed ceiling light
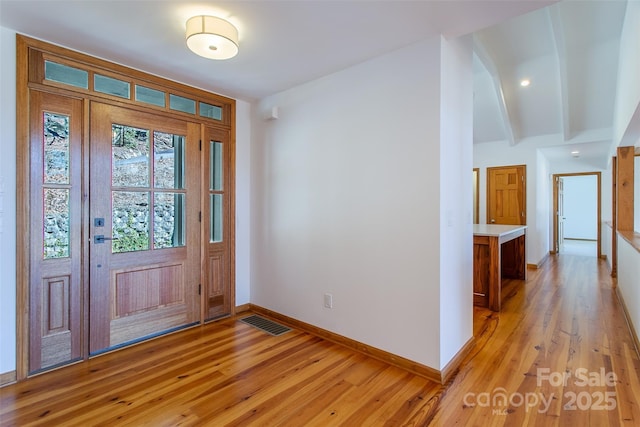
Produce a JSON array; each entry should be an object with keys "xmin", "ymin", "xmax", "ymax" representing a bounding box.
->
[{"xmin": 520, "ymin": 79, "xmax": 530, "ymax": 87}]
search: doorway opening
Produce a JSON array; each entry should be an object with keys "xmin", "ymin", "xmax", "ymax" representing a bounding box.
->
[{"xmin": 552, "ymin": 172, "xmax": 601, "ymax": 257}]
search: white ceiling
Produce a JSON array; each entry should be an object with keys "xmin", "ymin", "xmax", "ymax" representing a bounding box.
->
[
  {"xmin": 473, "ymin": 0, "xmax": 628, "ymax": 169},
  {"xmin": 0, "ymin": 0, "xmax": 631, "ymax": 169}
]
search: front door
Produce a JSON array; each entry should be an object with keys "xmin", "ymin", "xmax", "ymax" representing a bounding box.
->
[{"xmin": 88, "ymin": 103, "xmax": 200, "ymax": 354}]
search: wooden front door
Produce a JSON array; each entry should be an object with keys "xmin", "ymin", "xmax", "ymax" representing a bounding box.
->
[
  {"xmin": 487, "ymin": 165, "xmax": 526, "ymax": 225},
  {"xmin": 88, "ymin": 103, "xmax": 201, "ymax": 354}
]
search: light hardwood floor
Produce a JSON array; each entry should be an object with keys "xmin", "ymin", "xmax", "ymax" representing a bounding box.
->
[
  {"xmin": 432, "ymin": 255, "xmax": 640, "ymax": 426},
  {"xmin": 1, "ymin": 255, "xmax": 639, "ymax": 426}
]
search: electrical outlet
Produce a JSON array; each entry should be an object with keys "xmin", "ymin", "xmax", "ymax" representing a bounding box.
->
[{"xmin": 324, "ymin": 293, "xmax": 333, "ymax": 309}]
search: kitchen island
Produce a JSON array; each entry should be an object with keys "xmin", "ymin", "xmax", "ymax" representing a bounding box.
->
[{"xmin": 473, "ymin": 224, "xmax": 527, "ymax": 311}]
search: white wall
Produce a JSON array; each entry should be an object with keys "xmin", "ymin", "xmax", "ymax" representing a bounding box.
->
[
  {"xmin": 235, "ymin": 100, "xmax": 251, "ymax": 306},
  {"xmin": 439, "ymin": 35, "xmax": 474, "ymax": 367},
  {"xmin": 252, "ymin": 38, "xmax": 472, "ymax": 370},
  {"xmin": 549, "ymin": 160, "xmax": 612, "ymax": 222},
  {"xmin": 602, "ymin": 222, "xmax": 613, "ymax": 271},
  {"xmin": 617, "ymin": 238, "xmax": 640, "ymax": 347},
  {"xmin": 562, "ymin": 175, "xmax": 598, "ymax": 240},
  {"xmin": 536, "ymin": 150, "xmax": 551, "ymax": 263},
  {"xmin": 613, "ymin": 0, "xmax": 640, "ymax": 148},
  {"xmin": 0, "ymin": 27, "xmax": 17, "ymax": 376},
  {"xmin": 635, "ymin": 155, "xmax": 640, "ymax": 233}
]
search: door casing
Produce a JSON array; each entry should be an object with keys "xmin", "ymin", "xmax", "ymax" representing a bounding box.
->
[{"xmin": 552, "ymin": 172, "xmax": 601, "ymax": 257}]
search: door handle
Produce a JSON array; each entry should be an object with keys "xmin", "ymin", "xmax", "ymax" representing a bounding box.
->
[{"xmin": 94, "ymin": 235, "xmax": 117, "ymax": 244}]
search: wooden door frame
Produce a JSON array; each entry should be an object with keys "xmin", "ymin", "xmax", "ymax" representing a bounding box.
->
[
  {"xmin": 552, "ymin": 172, "xmax": 601, "ymax": 257},
  {"xmin": 15, "ymin": 36, "xmax": 236, "ymax": 381},
  {"xmin": 473, "ymin": 168, "xmax": 479, "ymax": 224},
  {"xmin": 486, "ymin": 165, "xmax": 527, "ymax": 225},
  {"xmin": 611, "ymin": 157, "xmax": 617, "ymax": 277}
]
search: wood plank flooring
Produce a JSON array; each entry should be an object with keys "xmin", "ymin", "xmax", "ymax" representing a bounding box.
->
[
  {"xmin": 432, "ymin": 255, "xmax": 640, "ymax": 426},
  {"xmin": 0, "ymin": 317, "xmax": 443, "ymax": 426},
  {"xmin": 1, "ymin": 254, "xmax": 639, "ymax": 426}
]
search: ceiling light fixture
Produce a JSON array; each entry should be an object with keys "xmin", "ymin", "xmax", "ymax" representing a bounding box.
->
[
  {"xmin": 186, "ymin": 15, "xmax": 238, "ymax": 60},
  {"xmin": 520, "ymin": 79, "xmax": 530, "ymax": 87}
]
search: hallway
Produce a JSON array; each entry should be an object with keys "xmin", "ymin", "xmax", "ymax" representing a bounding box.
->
[{"xmin": 432, "ymin": 254, "xmax": 640, "ymax": 425}]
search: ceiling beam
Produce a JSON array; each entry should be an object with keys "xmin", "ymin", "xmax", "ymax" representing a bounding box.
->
[
  {"xmin": 547, "ymin": 6, "xmax": 571, "ymax": 143},
  {"xmin": 473, "ymin": 37, "xmax": 517, "ymax": 146}
]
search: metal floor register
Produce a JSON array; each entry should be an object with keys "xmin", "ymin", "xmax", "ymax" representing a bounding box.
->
[{"xmin": 239, "ymin": 315, "xmax": 292, "ymax": 336}]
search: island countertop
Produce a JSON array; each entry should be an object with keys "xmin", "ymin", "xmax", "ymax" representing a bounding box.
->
[{"xmin": 473, "ymin": 224, "xmax": 527, "ymax": 237}]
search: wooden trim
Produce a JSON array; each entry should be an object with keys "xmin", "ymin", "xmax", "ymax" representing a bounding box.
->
[
  {"xmin": 553, "ymin": 174, "xmax": 558, "ymax": 252},
  {"xmin": 552, "ymin": 172, "xmax": 602, "ymax": 257},
  {"xmin": 0, "ymin": 371, "xmax": 17, "ymax": 387},
  {"xmin": 612, "ymin": 156, "xmax": 618, "ymax": 278},
  {"xmin": 616, "ymin": 147, "xmax": 635, "ymax": 231},
  {"xmin": 234, "ymin": 303, "xmax": 251, "ymax": 314},
  {"xmin": 440, "ymin": 337, "xmax": 475, "ymax": 384},
  {"xmin": 615, "ymin": 286, "xmax": 640, "ymax": 359},
  {"xmin": 16, "ymin": 32, "xmax": 31, "ymax": 382},
  {"xmin": 473, "ymin": 167, "xmax": 479, "ymax": 224},
  {"xmin": 527, "ymin": 251, "xmax": 550, "ymax": 270},
  {"xmin": 249, "ymin": 304, "xmax": 445, "ymax": 384},
  {"xmin": 18, "ymin": 35, "xmax": 234, "ymax": 128}
]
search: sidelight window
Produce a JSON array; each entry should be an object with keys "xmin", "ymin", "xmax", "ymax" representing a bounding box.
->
[{"xmin": 43, "ymin": 112, "xmax": 71, "ymax": 259}]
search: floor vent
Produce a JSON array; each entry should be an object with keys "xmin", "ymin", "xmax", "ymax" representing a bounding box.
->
[{"xmin": 239, "ymin": 315, "xmax": 292, "ymax": 336}]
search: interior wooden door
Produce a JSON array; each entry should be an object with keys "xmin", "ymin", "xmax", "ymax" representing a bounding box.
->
[
  {"xmin": 89, "ymin": 103, "xmax": 201, "ymax": 354},
  {"xmin": 28, "ymin": 91, "xmax": 83, "ymax": 373},
  {"xmin": 487, "ymin": 165, "xmax": 526, "ymax": 225}
]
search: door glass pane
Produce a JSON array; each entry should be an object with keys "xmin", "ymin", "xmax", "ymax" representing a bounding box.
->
[
  {"xmin": 154, "ymin": 132, "xmax": 185, "ymax": 189},
  {"xmin": 210, "ymin": 141, "xmax": 223, "ymax": 190},
  {"xmin": 43, "ymin": 112, "xmax": 70, "ymax": 184},
  {"xmin": 210, "ymin": 194, "xmax": 223, "ymax": 243},
  {"xmin": 112, "ymin": 124, "xmax": 150, "ymax": 187},
  {"xmin": 154, "ymin": 193, "xmax": 185, "ymax": 249},
  {"xmin": 43, "ymin": 188, "xmax": 70, "ymax": 259},
  {"xmin": 112, "ymin": 191, "xmax": 149, "ymax": 253}
]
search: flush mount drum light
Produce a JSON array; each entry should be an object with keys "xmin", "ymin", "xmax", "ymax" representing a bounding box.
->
[{"xmin": 186, "ymin": 15, "xmax": 239, "ymax": 60}]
